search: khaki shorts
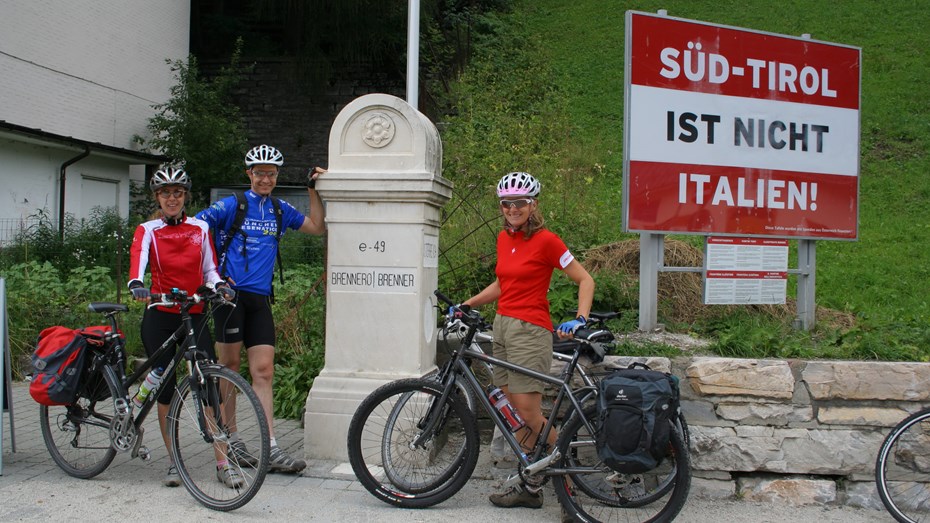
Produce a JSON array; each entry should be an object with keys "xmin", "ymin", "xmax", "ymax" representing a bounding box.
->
[{"xmin": 492, "ymin": 314, "xmax": 553, "ymax": 394}]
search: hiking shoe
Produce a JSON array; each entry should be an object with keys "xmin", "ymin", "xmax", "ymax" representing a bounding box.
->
[
  {"xmin": 163, "ymin": 465, "xmax": 181, "ymax": 487},
  {"xmin": 269, "ymin": 445, "xmax": 306, "ymax": 473},
  {"xmin": 229, "ymin": 440, "xmax": 258, "ymax": 467},
  {"xmin": 216, "ymin": 464, "xmax": 245, "ymax": 489},
  {"xmin": 489, "ymin": 484, "xmax": 544, "ymax": 509}
]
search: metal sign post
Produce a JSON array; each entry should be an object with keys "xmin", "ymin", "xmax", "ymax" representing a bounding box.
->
[{"xmin": 0, "ymin": 278, "xmax": 17, "ymax": 475}]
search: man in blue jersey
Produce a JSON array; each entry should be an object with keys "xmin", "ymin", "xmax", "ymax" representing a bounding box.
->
[{"xmin": 197, "ymin": 144, "xmax": 326, "ymax": 473}]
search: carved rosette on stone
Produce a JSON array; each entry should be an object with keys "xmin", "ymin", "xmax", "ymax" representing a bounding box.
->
[{"xmin": 362, "ymin": 112, "xmax": 395, "ymax": 148}]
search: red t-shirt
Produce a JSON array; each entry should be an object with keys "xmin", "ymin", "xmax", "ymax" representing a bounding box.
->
[{"xmin": 495, "ymin": 229, "xmax": 574, "ymax": 331}]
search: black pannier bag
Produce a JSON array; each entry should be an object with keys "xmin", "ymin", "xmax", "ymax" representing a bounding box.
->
[{"xmin": 595, "ymin": 365, "xmax": 680, "ymax": 473}]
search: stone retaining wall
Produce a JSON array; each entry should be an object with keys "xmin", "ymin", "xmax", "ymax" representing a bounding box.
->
[{"xmin": 489, "ymin": 355, "xmax": 927, "ymax": 509}]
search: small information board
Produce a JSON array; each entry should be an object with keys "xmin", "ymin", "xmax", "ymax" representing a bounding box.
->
[{"xmin": 704, "ymin": 237, "xmax": 788, "ymax": 304}]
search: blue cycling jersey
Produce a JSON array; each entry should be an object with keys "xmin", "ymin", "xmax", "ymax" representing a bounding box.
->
[{"xmin": 196, "ymin": 190, "xmax": 306, "ymax": 296}]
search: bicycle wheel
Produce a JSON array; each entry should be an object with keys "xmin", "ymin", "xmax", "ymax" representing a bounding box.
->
[
  {"xmin": 554, "ymin": 406, "xmax": 691, "ymax": 523},
  {"xmin": 876, "ymin": 408, "xmax": 930, "ymax": 523},
  {"xmin": 347, "ymin": 378, "xmax": 480, "ymax": 508},
  {"xmin": 39, "ymin": 366, "xmax": 119, "ymax": 478},
  {"xmin": 380, "ymin": 378, "xmax": 477, "ymax": 493},
  {"xmin": 168, "ymin": 365, "xmax": 270, "ymax": 511}
]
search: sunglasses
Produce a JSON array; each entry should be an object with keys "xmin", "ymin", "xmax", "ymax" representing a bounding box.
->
[
  {"xmin": 157, "ymin": 189, "xmax": 187, "ymax": 198},
  {"xmin": 250, "ymin": 169, "xmax": 278, "ymax": 178},
  {"xmin": 499, "ymin": 198, "xmax": 535, "ymax": 209}
]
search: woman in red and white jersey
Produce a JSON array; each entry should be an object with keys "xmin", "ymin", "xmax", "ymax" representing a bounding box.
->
[{"xmin": 127, "ymin": 165, "xmax": 235, "ymax": 488}]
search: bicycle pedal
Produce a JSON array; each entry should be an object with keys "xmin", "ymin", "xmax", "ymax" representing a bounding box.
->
[{"xmin": 137, "ymin": 446, "xmax": 151, "ymax": 461}]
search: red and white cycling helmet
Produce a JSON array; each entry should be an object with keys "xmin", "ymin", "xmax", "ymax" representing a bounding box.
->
[
  {"xmin": 150, "ymin": 166, "xmax": 191, "ymax": 191},
  {"xmin": 496, "ymin": 171, "xmax": 541, "ymax": 198},
  {"xmin": 245, "ymin": 144, "xmax": 284, "ymax": 167}
]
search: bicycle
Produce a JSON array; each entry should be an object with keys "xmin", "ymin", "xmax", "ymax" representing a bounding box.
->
[
  {"xmin": 443, "ymin": 305, "xmax": 690, "ymax": 448},
  {"xmin": 876, "ymin": 407, "xmax": 930, "ymax": 523},
  {"xmin": 38, "ymin": 286, "xmax": 271, "ymax": 511},
  {"xmin": 347, "ymin": 290, "xmax": 691, "ymax": 522}
]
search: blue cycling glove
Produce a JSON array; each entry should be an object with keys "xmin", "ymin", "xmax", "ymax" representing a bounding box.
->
[
  {"xmin": 447, "ymin": 304, "xmax": 471, "ymax": 319},
  {"xmin": 557, "ymin": 315, "xmax": 587, "ymax": 336}
]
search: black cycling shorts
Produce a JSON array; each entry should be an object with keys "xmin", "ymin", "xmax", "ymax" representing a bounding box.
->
[
  {"xmin": 140, "ymin": 307, "xmax": 214, "ymax": 405},
  {"xmin": 212, "ymin": 290, "xmax": 276, "ymax": 348}
]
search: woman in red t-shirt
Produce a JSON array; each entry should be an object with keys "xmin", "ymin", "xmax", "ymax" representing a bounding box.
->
[{"xmin": 457, "ymin": 171, "xmax": 594, "ymax": 511}]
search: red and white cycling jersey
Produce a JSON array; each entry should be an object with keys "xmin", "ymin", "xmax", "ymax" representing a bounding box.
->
[{"xmin": 128, "ymin": 215, "xmax": 223, "ymax": 314}]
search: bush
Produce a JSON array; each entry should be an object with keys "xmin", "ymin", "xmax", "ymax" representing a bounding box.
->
[
  {"xmin": 0, "ymin": 261, "xmax": 139, "ymax": 378},
  {"xmin": 269, "ymin": 263, "xmax": 327, "ymax": 419}
]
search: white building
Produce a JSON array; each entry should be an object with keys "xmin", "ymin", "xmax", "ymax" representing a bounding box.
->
[{"xmin": 0, "ymin": 1, "xmax": 190, "ymax": 239}]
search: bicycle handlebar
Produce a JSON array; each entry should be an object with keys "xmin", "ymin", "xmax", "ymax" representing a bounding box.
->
[
  {"xmin": 436, "ymin": 289, "xmax": 616, "ymax": 363},
  {"xmin": 148, "ymin": 286, "xmax": 234, "ymax": 310}
]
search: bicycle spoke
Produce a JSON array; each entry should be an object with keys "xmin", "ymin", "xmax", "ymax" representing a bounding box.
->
[
  {"xmin": 40, "ymin": 368, "xmax": 118, "ymax": 478},
  {"xmin": 169, "ymin": 366, "xmax": 270, "ymax": 511},
  {"xmin": 348, "ymin": 378, "xmax": 480, "ymax": 508},
  {"xmin": 877, "ymin": 410, "xmax": 930, "ymax": 522}
]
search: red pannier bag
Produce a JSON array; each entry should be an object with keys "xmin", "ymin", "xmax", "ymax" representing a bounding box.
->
[{"xmin": 30, "ymin": 325, "xmax": 112, "ymax": 406}]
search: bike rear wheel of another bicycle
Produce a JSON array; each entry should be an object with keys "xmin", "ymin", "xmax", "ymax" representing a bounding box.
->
[
  {"xmin": 554, "ymin": 406, "xmax": 691, "ymax": 522},
  {"xmin": 168, "ymin": 365, "xmax": 270, "ymax": 511},
  {"xmin": 39, "ymin": 366, "xmax": 118, "ymax": 478},
  {"xmin": 347, "ymin": 378, "xmax": 480, "ymax": 508},
  {"xmin": 876, "ymin": 408, "xmax": 930, "ymax": 523}
]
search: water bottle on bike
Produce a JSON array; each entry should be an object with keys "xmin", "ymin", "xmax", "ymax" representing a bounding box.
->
[
  {"xmin": 488, "ymin": 386, "xmax": 525, "ymax": 432},
  {"xmin": 132, "ymin": 367, "xmax": 165, "ymax": 408}
]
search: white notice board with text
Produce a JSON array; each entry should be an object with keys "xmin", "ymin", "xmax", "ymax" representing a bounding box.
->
[{"xmin": 704, "ymin": 237, "xmax": 788, "ymax": 304}]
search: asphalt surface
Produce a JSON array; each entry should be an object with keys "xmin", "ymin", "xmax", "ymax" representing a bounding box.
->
[{"xmin": 1, "ymin": 381, "xmax": 892, "ymax": 522}]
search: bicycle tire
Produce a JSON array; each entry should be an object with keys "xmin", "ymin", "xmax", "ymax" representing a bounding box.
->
[
  {"xmin": 381, "ymin": 386, "xmax": 471, "ymax": 493},
  {"xmin": 168, "ymin": 365, "xmax": 270, "ymax": 511},
  {"xmin": 39, "ymin": 365, "xmax": 119, "ymax": 478},
  {"xmin": 347, "ymin": 378, "xmax": 480, "ymax": 508},
  {"xmin": 554, "ymin": 406, "xmax": 691, "ymax": 523},
  {"xmin": 876, "ymin": 408, "xmax": 930, "ymax": 523}
]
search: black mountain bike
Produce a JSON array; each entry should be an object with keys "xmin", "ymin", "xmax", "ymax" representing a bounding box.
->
[
  {"xmin": 876, "ymin": 407, "xmax": 930, "ymax": 523},
  {"xmin": 347, "ymin": 290, "xmax": 690, "ymax": 522},
  {"xmin": 38, "ymin": 287, "xmax": 270, "ymax": 511}
]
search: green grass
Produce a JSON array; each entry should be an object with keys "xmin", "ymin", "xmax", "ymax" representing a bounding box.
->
[{"xmin": 438, "ymin": 0, "xmax": 930, "ymax": 360}]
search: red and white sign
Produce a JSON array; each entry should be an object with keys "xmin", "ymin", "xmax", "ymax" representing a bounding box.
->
[{"xmin": 623, "ymin": 12, "xmax": 861, "ymax": 240}]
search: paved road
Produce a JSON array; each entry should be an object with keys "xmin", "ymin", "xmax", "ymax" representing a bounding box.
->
[{"xmin": 1, "ymin": 382, "xmax": 892, "ymax": 522}]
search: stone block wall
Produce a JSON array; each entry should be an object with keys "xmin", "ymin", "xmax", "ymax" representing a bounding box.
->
[
  {"xmin": 635, "ymin": 356, "xmax": 925, "ymax": 508},
  {"xmin": 485, "ymin": 354, "xmax": 928, "ymax": 509}
]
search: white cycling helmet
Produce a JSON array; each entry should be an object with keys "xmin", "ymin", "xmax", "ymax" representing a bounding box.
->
[
  {"xmin": 245, "ymin": 144, "xmax": 284, "ymax": 167},
  {"xmin": 496, "ymin": 171, "xmax": 541, "ymax": 197},
  {"xmin": 150, "ymin": 166, "xmax": 191, "ymax": 191}
]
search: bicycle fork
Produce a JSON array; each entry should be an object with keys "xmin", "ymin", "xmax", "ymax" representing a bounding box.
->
[{"xmin": 188, "ymin": 360, "xmax": 228, "ymax": 445}]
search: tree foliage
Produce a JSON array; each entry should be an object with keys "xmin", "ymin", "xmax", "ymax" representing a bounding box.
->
[{"xmin": 134, "ymin": 39, "xmax": 249, "ymax": 199}]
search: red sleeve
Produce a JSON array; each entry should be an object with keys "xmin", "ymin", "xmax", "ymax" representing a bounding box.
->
[{"xmin": 128, "ymin": 224, "xmax": 149, "ymax": 285}]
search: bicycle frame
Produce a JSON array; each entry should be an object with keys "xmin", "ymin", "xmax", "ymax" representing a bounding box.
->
[
  {"xmin": 90, "ymin": 295, "xmax": 222, "ymax": 456},
  {"xmin": 422, "ymin": 315, "xmax": 599, "ymax": 475}
]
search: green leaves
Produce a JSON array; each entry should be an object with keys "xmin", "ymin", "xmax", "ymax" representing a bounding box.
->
[{"xmin": 135, "ymin": 39, "xmax": 249, "ymax": 200}]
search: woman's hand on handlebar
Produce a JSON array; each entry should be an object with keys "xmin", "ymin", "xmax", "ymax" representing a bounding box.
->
[{"xmin": 128, "ymin": 280, "xmax": 150, "ymax": 302}]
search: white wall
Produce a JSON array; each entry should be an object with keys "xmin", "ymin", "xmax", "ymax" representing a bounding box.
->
[
  {"xmin": 0, "ymin": 1, "xmax": 189, "ymax": 224},
  {"xmin": 0, "ymin": 139, "xmax": 134, "ymax": 241},
  {"xmin": 0, "ymin": 0, "xmax": 189, "ymax": 149}
]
